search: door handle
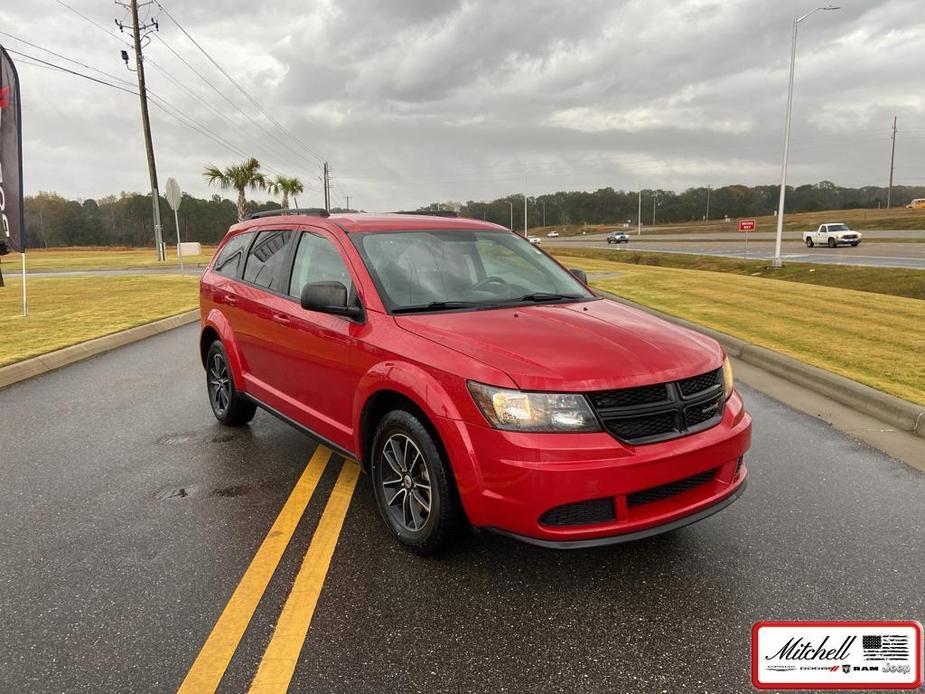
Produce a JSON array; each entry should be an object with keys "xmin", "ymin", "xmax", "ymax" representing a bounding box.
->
[
  {"xmin": 272, "ymin": 313, "xmax": 291, "ymax": 325},
  {"xmin": 223, "ymin": 294, "xmax": 239, "ymax": 306}
]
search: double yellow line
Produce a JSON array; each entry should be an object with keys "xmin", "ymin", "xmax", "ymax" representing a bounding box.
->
[{"xmin": 178, "ymin": 445, "xmax": 359, "ymax": 693}]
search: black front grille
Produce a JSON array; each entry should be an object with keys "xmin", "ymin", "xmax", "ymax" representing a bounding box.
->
[
  {"xmin": 605, "ymin": 411, "xmax": 678, "ymax": 441},
  {"xmin": 589, "ymin": 368, "xmax": 724, "ymax": 445},
  {"xmin": 587, "ymin": 383, "xmax": 668, "ymax": 409},
  {"xmin": 678, "ymin": 369, "xmax": 721, "ymax": 397},
  {"xmin": 539, "ymin": 497, "xmax": 616, "ymax": 527},
  {"xmin": 627, "ymin": 469, "xmax": 717, "ymax": 508}
]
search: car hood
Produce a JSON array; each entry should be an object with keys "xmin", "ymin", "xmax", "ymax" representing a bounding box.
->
[{"xmin": 394, "ymin": 298, "xmax": 724, "ymax": 392}]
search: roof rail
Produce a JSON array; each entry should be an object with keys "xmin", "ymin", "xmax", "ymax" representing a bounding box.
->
[
  {"xmin": 245, "ymin": 208, "xmax": 330, "ymax": 220},
  {"xmin": 392, "ymin": 210, "xmax": 459, "ymax": 218}
]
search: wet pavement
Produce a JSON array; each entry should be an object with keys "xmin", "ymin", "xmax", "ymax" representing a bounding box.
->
[{"xmin": 1, "ymin": 324, "xmax": 923, "ymax": 693}]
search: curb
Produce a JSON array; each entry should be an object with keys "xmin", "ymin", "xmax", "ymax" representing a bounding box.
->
[
  {"xmin": 0, "ymin": 310, "xmax": 199, "ymax": 390},
  {"xmin": 597, "ymin": 290, "xmax": 925, "ymax": 439}
]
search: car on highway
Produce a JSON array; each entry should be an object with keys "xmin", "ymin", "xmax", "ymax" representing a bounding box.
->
[
  {"xmin": 607, "ymin": 231, "xmax": 630, "ymax": 244},
  {"xmin": 546, "ymin": 230, "xmax": 560, "ymax": 238},
  {"xmin": 907, "ymin": 198, "xmax": 925, "ymax": 209},
  {"xmin": 803, "ymin": 223, "xmax": 862, "ymax": 248},
  {"xmin": 527, "ymin": 236, "xmax": 542, "ymax": 245},
  {"xmin": 199, "ymin": 210, "xmax": 751, "ymax": 553}
]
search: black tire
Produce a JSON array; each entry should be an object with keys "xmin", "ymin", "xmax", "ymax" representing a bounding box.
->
[
  {"xmin": 851, "ymin": 242, "xmax": 859, "ymax": 247},
  {"xmin": 205, "ymin": 340, "xmax": 256, "ymax": 426},
  {"xmin": 370, "ymin": 410, "xmax": 463, "ymax": 555},
  {"xmin": 805, "ymin": 237, "xmax": 814, "ymax": 248},
  {"xmin": 828, "ymin": 237, "xmax": 836, "ymax": 248}
]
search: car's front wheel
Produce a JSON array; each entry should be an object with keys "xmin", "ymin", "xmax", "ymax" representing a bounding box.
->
[
  {"xmin": 805, "ymin": 238, "xmax": 814, "ymax": 248},
  {"xmin": 205, "ymin": 340, "xmax": 256, "ymax": 426},
  {"xmin": 371, "ymin": 410, "xmax": 463, "ymax": 554}
]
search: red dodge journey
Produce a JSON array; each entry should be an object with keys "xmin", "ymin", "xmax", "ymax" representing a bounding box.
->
[{"xmin": 199, "ymin": 210, "xmax": 751, "ymax": 553}]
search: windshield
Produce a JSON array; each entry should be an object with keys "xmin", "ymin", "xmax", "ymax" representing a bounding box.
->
[
  {"xmin": 351, "ymin": 229, "xmax": 594, "ymax": 313},
  {"xmin": 828, "ymin": 224, "xmax": 849, "ymax": 231}
]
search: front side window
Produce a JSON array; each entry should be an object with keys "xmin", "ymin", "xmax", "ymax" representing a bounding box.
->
[
  {"xmin": 213, "ymin": 231, "xmax": 254, "ymax": 278},
  {"xmin": 288, "ymin": 232, "xmax": 354, "ymax": 298},
  {"xmin": 351, "ymin": 229, "xmax": 593, "ymax": 313},
  {"xmin": 243, "ymin": 230, "xmax": 293, "ymax": 291}
]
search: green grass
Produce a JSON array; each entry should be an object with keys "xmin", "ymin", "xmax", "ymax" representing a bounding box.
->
[
  {"xmin": 18, "ymin": 246, "xmax": 216, "ymax": 272},
  {"xmin": 0, "ymin": 275, "xmax": 199, "ymax": 367},
  {"xmin": 555, "ymin": 255, "xmax": 925, "ymax": 404},
  {"xmin": 549, "ymin": 246, "xmax": 925, "ymax": 300}
]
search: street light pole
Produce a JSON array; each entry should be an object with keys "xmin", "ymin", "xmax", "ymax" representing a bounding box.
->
[
  {"xmin": 772, "ymin": 5, "xmax": 840, "ymax": 268},
  {"xmin": 505, "ymin": 200, "xmax": 513, "ymax": 231}
]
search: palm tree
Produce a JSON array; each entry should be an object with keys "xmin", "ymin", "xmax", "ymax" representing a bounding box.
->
[
  {"xmin": 203, "ymin": 157, "xmax": 266, "ymax": 221},
  {"xmin": 268, "ymin": 175, "xmax": 305, "ymax": 209}
]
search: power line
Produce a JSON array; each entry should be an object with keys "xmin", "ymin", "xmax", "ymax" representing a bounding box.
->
[
  {"xmin": 154, "ymin": 1, "xmax": 327, "ymax": 166},
  {"xmin": 5, "ymin": 49, "xmax": 139, "ymax": 96}
]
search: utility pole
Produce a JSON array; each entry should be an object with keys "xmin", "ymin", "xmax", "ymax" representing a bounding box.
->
[
  {"xmin": 117, "ymin": 0, "xmax": 165, "ymax": 261},
  {"xmin": 652, "ymin": 194, "xmax": 657, "ymax": 226},
  {"xmin": 542, "ymin": 201, "xmax": 546, "ymax": 228},
  {"xmin": 322, "ymin": 162, "xmax": 331, "ymax": 212},
  {"xmin": 887, "ymin": 115, "xmax": 897, "ymax": 208},
  {"xmin": 705, "ymin": 185, "xmax": 711, "ymax": 221},
  {"xmin": 345, "ymin": 194, "xmax": 350, "ymax": 212},
  {"xmin": 637, "ymin": 190, "xmax": 642, "ymax": 235}
]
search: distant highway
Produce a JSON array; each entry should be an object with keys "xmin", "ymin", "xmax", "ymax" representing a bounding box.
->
[{"xmin": 549, "ymin": 232, "xmax": 925, "ymax": 270}]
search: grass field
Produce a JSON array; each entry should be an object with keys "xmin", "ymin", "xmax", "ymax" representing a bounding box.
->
[
  {"xmin": 549, "ymin": 246, "xmax": 925, "ymax": 300},
  {"xmin": 540, "ymin": 206, "xmax": 925, "ymax": 237},
  {"xmin": 0, "ymin": 275, "xmax": 198, "ymax": 367},
  {"xmin": 14, "ymin": 246, "xmax": 216, "ymax": 272},
  {"xmin": 555, "ymin": 254, "xmax": 924, "ymax": 404}
]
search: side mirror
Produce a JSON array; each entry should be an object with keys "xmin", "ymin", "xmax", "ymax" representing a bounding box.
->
[
  {"xmin": 569, "ymin": 268, "xmax": 588, "ymax": 284},
  {"xmin": 300, "ymin": 281, "xmax": 363, "ymax": 320}
]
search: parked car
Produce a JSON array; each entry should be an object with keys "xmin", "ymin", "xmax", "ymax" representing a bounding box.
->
[
  {"xmin": 906, "ymin": 198, "xmax": 925, "ymax": 209},
  {"xmin": 607, "ymin": 231, "xmax": 630, "ymax": 244},
  {"xmin": 527, "ymin": 236, "xmax": 542, "ymax": 245},
  {"xmin": 200, "ymin": 210, "xmax": 751, "ymax": 553},
  {"xmin": 546, "ymin": 230, "xmax": 560, "ymax": 238},
  {"xmin": 803, "ymin": 223, "xmax": 862, "ymax": 248}
]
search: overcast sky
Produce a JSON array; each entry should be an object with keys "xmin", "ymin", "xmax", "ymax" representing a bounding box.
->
[{"xmin": 2, "ymin": 0, "xmax": 924, "ymax": 211}]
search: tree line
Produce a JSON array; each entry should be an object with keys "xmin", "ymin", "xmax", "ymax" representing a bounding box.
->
[
  {"xmin": 18, "ymin": 179, "xmax": 925, "ymax": 248},
  {"xmin": 429, "ymin": 181, "xmax": 925, "ymax": 231}
]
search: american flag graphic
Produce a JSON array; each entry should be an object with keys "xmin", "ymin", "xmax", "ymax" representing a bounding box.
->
[{"xmin": 862, "ymin": 634, "xmax": 909, "ymax": 661}]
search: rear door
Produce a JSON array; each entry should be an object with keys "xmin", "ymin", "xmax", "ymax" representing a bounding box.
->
[{"xmin": 233, "ymin": 228, "xmax": 298, "ymax": 406}]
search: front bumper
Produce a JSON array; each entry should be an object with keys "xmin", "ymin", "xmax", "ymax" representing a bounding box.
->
[{"xmin": 439, "ymin": 390, "xmax": 751, "ymax": 546}]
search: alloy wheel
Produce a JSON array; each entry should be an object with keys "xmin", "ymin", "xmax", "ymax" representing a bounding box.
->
[
  {"xmin": 208, "ymin": 352, "xmax": 231, "ymax": 415},
  {"xmin": 380, "ymin": 434, "xmax": 432, "ymax": 532}
]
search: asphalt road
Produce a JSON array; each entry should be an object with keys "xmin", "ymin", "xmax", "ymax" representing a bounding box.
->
[
  {"xmin": 2, "ymin": 324, "xmax": 924, "ymax": 693},
  {"xmin": 550, "ymin": 236, "xmax": 925, "ymax": 269}
]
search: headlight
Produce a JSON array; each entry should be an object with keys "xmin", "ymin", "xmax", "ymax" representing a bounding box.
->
[
  {"xmin": 468, "ymin": 382, "xmax": 601, "ymax": 432},
  {"xmin": 722, "ymin": 357, "xmax": 734, "ymax": 400}
]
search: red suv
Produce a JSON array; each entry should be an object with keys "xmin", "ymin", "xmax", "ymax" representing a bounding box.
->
[{"xmin": 200, "ymin": 210, "xmax": 750, "ymax": 553}]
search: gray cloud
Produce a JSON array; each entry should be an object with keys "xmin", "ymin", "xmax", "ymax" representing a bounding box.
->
[{"xmin": 2, "ymin": 0, "xmax": 923, "ymax": 212}]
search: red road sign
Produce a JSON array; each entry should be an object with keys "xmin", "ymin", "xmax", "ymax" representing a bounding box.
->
[{"xmin": 739, "ymin": 219, "xmax": 756, "ymax": 232}]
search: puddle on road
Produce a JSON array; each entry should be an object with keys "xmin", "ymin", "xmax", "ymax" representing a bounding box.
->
[
  {"xmin": 156, "ymin": 430, "xmax": 242, "ymax": 446},
  {"xmin": 155, "ymin": 486, "xmax": 195, "ymax": 500}
]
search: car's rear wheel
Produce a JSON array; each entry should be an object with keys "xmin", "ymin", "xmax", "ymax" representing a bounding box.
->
[
  {"xmin": 805, "ymin": 238, "xmax": 814, "ymax": 248},
  {"xmin": 828, "ymin": 237, "xmax": 836, "ymax": 248},
  {"xmin": 206, "ymin": 340, "xmax": 256, "ymax": 426},
  {"xmin": 371, "ymin": 410, "xmax": 462, "ymax": 554}
]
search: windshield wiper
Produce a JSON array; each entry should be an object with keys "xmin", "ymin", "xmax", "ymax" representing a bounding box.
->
[
  {"xmin": 505, "ymin": 292, "xmax": 585, "ymax": 303},
  {"xmin": 392, "ymin": 301, "xmax": 482, "ymax": 314}
]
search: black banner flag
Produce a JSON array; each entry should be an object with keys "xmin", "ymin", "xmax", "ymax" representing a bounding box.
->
[{"xmin": 1, "ymin": 44, "xmax": 24, "ymax": 258}]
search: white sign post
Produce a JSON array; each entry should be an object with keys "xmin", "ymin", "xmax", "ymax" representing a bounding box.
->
[{"xmin": 164, "ymin": 177, "xmax": 183, "ymax": 271}]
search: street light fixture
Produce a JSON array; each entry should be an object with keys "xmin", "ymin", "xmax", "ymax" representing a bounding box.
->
[{"xmin": 772, "ymin": 5, "xmax": 840, "ymax": 268}]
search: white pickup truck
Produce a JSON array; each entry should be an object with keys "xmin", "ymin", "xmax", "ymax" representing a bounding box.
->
[{"xmin": 803, "ymin": 223, "xmax": 862, "ymax": 248}]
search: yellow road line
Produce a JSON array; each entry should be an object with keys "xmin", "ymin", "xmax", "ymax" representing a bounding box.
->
[
  {"xmin": 249, "ymin": 460, "xmax": 360, "ymax": 693},
  {"xmin": 178, "ymin": 445, "xmax": 333, "ymax": 694}
]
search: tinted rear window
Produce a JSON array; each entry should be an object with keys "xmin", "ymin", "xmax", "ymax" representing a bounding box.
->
[
  {"xmin": 213, "ymin": 231, "xmax": 254, "ymax": 278},
  {"xmin": 243, "ymin": 230, "xmax": 294, "ymax": 291}
]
